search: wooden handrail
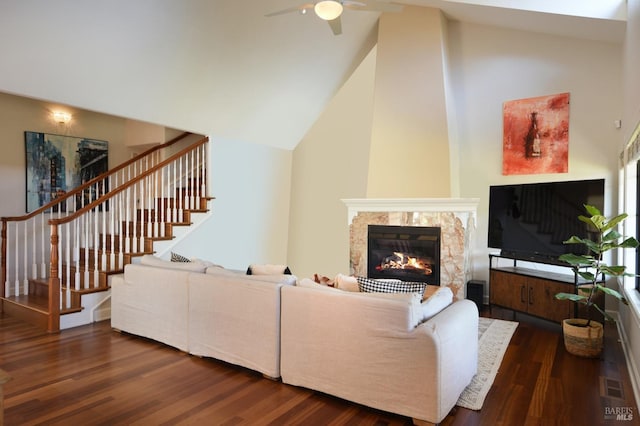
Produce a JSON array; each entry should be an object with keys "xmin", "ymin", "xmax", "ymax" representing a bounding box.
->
[
  {"xmin": 45, "ymin": 135, "xmax": 207, "ymax": 331},
  {"xmin": 48, "ymin": 136, "xmax": 209, "ymax": 226},
  {"xmin": 1, "ymin": 133, "xmax": 210, "ymax": 332},
  {"xmin": 1, "ymin": 131, "xmax": 193, "ymax": 223}
]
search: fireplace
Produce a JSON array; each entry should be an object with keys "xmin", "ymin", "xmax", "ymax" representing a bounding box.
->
[{"xmin": 367, "ymin": 225, "xmax": 440, "ymax": 285}]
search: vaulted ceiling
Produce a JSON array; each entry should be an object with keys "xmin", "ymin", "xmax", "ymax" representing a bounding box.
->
[{"xmin": 0, "ymin": 1, "xmax": 626, "ymax": 150}]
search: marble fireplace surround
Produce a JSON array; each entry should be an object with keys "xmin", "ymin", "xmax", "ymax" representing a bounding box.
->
[{"xmin": 342, "ymin": 198, "xmax": 479, "ymax": 301}]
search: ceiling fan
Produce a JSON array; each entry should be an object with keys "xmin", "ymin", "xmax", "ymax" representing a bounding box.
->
[{"xmin": 265, "ymin": 1, "xmax": 403, "ymax": 36}]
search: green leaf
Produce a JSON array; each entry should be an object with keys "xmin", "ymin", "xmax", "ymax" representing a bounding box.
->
[
  {"xmin": 593, "ymin": 303, "xmax": 617, "ymax": 322},
  {"xmin": 620, "ymin": 237, "xmax": 640, "ymax": 249},
  {"xmin": 558, "ymin": 253, "xmax": 594, "ymax": 266},
  {"xmin": 596, "ymin": 284, "xmax": 628, "ymax": 303},
  {"xmin": 584, "ymin": 204, "xmax": 601, "ymax": 216},
  {"xmin": 583, "ymin": 214, "xmax": 605, "ymax": 230},
  {"xmin": 562, "ymin": 236, "xmax": 587, "ymax": 245},
  {"xmin": 577, "ymin": 271, "xmax": 595, "ymax": 281},
  {"xmin": 601, "ymin": 213, "xmax": 628, "ymax": 232},
  {"xmin": 602, "ymin": 230, "xmax": 621, "ymax": 242},
  {"xmin": 555, "ymin": 292, "xmax": 587, "ymax": 302},
  {"xmin": 600, "ymin": 265, "xmax": 626, "ymax": 276}
]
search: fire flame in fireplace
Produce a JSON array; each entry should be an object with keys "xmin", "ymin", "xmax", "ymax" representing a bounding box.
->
[{"xmin": 375, "ymin": 251, "xmax": 433, "ymax": 275}]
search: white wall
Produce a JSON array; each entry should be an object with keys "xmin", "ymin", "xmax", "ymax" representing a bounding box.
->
[
  {"xmin": 0, "ymin": 1, "xmax": 378, "ymax": 151},
  {"xmin": 288, "ymin": 19, "xmax": 623, "ymax": 284},
  {"xmin": 623, "ymin": 0, "xmax": 640, "ymax": 137},
  {"xmin": 0, "ymin": 91, "xmax": 293, "ymax": 275},
  {"xmin": 0, "ymin": 92, "xmax": 132, "ymax": 218},
  {"xmin": 171, "ymin": 137, "xmax": 292, "ymax": 271},
  {"xmin": 287, "ymin": 48, "xmax": 376, "ymax": 279},
  {"xmin": 367, "ymin": 7, "xmax": 452, "ymax": 197},
  {"xmin": 450, "ymin": 22, "xmax": 623, "ymax": 285}
]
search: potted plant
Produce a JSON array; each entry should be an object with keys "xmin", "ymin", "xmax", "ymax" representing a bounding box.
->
[{"xmin": 555, "ymin": 204, "xmax": 638, "ymax": 358}]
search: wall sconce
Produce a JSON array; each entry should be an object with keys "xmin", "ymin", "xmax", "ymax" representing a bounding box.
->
[{"xmin": 52, "ymin": 111, "xmax": 72, "ymax": 124}]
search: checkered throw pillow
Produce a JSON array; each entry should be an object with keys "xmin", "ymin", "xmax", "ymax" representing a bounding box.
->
[
  {"xmin": 356, "ymin": 276, "xmax": 426, "ymax": 296},
  {"xmin": 171, "ymin": 252, "xmax": 191, "ymax": 263}
]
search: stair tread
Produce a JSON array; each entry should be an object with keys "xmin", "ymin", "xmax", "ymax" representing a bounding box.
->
[
  {"xmin": 31, "ymin": 276, "xmax": 119, "ymax": 287},
  {"xmin": 3, "ymin": 294, "xmax": 80, "ymax": 315}
]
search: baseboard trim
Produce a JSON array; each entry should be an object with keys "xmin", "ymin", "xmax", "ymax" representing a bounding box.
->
[
  {"xmin": 613, "ymin": 310, "xmax": 640, "ymax": 412},
  {"xmin": 93, "ymin": 307, "xmax": 111, "ymax": 322}
]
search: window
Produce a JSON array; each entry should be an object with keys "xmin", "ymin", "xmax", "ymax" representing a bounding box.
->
[
  {"xmin": 620, "ymin": 123, "xmax": 640, "ymax": 292},
  {"xmin": 636, "ymin": 160, "xmax": 640, "ymax": 291}
]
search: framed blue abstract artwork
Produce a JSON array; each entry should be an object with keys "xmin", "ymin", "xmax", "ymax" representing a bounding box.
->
[{"xmin": 25, "ymin": 131, "xmax": 108, "ymax": 213}]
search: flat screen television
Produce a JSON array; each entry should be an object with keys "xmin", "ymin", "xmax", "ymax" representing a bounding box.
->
[{"xmin": 487, "ymin": 178, "xmax": 605, "ymax": 264}]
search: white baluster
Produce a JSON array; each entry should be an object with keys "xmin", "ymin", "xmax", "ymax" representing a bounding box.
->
[
  {"xmin": 74, "ymin": 219, "xmax": 80, "ymax": 291},
  {"xmin": 187, "ymin": 151, "xmax": 198, "ymax": 210},
  {"xmin": 4, "ymin": 223, "xmax": 9, "ymax": 294},
  {"xmin": 22, "ymin": 221, "xmax": 28, "ymax": 294},
  {"xmin": 65, "ymin": 222, "xmax": 71, "ymax": 308},
  {"xmin": 14, "ymin": 222, "xmax": 19, "ymax": 296},
  {"xmin": 148, "ymin": 172, "xmax": 154, "ymax": 238},
  {"xmin": 31, "ymin": 219, "xmax": 37, "ymax": 280},
  {"xmin": 136, "ymin": 178, "xmax": 146, "ymax": 252},
  {"xmin": 203, "ymin": 142, "xmax": 209, "ymax": 206},
  {"xmin": 155, "ymin": 167, "xmax": 162, "ymax": 237},
  {"xmin": 93, "ymin": 206, "xmax": 99, "ymax": 287},
  {"xmin": 179, "ymin": 157, "xmax": 184, "ymax": 223},
  {"xmin": 117, "ymin": 183, "xmax": 123, "ymax": 266},
  {"xmin": 40, "ymin": 214, "xmax": 46, "ymax": 279},
  {"xmin": 125, "ymin": 186, "xmax": 131, "ymax": 257}
]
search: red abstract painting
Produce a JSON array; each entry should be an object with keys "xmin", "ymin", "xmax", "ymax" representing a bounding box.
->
[{"xmin": 502, "ymin": 92, "xmax": 570, "ymax": 175}]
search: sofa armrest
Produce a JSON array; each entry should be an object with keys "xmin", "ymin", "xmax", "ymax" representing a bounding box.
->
[
  {"xmin": 111, "ymin": 264, "xmax": 191, "ymax": 351},
  {"xmin": 416, "ymin": 299, "xmax": 479, "ymax": 419},
  {"xmin": 280, "ymin": 285, "xmax": 478, "ymax": 424}
]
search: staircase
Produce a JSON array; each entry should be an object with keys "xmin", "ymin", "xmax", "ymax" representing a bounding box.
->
[{"xmin": 0, "ymin": 133, "xmax": 212, "ymax": 332}]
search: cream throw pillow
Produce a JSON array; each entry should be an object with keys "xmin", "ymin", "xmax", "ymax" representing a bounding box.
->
[
  {"xmin": 335, "ymin": 274, "xmax": 359, "ymax": 292},
  {"xmin": 420, "ymin": 286, "xmax": 454, "ymax": 321}
]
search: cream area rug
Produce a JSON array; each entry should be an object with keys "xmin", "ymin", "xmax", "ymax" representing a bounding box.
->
[{"xmin": 456, "ymin": 317, "xmax": 518, "ymax": 410}]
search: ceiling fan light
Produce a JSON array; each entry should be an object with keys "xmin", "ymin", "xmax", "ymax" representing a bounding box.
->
[{"xmin": 314, "ymin": 1, "xmax": 343, "ymax": 21}]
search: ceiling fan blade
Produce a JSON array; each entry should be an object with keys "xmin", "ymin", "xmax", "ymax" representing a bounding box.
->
[
  {"xmin": 265, "ymin": 3, "xmax": 315, "ymax": 17},
  {"xmin": 328, "ymin": 16, "xmax": 342, "ymax": 35},
  {"xmin": 344, "ymin": 0, "xmax": 403, "ymax": 13}
]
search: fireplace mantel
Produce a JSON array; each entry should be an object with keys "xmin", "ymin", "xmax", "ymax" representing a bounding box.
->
[
  {"xmin": 342, "ymin": 198, "xmax": 479, "ymax": 224},
  {"xmin": 342, "ymin": 198, "xmax": 479, "ymax": 300}
]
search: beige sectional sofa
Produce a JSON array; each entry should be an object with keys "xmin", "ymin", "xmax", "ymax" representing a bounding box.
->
[
  {"xmin": 111, "ymin": 259, "xmax": 478, "ymax": 425},
  {"xmin": 111, "ymin": 257, "xmax": 295, "ymax": 378},
  {"xmin": 280, "ymin": 279, "xmax": 479, "ymax": 425}
]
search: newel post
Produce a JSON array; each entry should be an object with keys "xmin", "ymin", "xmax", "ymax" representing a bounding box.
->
[
  {"xmin": 48, "ymin": 223, "xmax": 60, "ymax": 332},
  {"xmin": 1, "ymin": 219, "xmax": 5, "ymax": 311}
]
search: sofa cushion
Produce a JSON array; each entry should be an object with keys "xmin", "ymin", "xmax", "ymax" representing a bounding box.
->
[
  {"xmin": 356, "ymin": 276, "xmax": 426, "ymax": 296},
  {"xmin": 205, "ymin": 265, "xmax": 243, "ymax": 276},
  {"xmin": 246, "ymin": 274, "xmax": 297, "ymax": 286},
  {"xmin": 296, "ymin": 278, "xmax": 424, "ymax": 329},
  {"xmin": 298, "ymin": 278, "xmax": 447, "ymax": 328},
  {"xmin": 247, "ymin": 264, "xmax": 292, "ymax": 275},
  {"xmin": 209, "ymin": 266, "xmax": 297, "ymax": 286}
]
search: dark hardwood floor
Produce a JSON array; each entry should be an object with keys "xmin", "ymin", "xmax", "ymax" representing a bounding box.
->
[{"xmin": 0, "ymin": 306, "xmax": 637, "ymax": 425}]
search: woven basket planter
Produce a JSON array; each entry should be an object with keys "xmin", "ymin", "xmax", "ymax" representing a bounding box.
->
[{"xmin": 562, "ymin": 318, "xmax": 603, "ymax": 358}]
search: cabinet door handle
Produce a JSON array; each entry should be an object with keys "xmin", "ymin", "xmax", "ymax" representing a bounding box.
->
[
  {"xmin": 521, "ymin": 285, "xmax": 526, "ymax": 303},
  {"xmin": 529, "ymin": 286, "xmax": 533, "ymax": 305}
]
